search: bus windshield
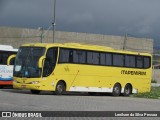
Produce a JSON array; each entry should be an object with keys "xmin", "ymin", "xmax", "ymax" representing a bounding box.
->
[{"xmin": 13, "ymin": 47, "xmax": 45, "ymax": 78}]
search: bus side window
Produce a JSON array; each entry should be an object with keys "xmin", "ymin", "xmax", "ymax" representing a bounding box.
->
[
  {"xmin": 69, "ymin": 50, "xmax": 73, "ymax": 63},
  {"xmin": 59, "ymin": 49, "xmax": 69, "ymax": 63},
  {"xmin": 59, "ymin": 49, "xmax": 73, "ymax": 63},
  {"xmin": 73, "ymin": 50, "xmax": 86, "ymax": 64},
  {"xmin": 78, "ymin": 50, "xmax": 86, "ymax": 64},
  {"xmin": 0, "ymin": 53, "xmax": 2, "ymax": 64},
  {"xmin": 136, "ymin": 56, "xmax": 143, "ymax": 68},
  {"xmin": 113, "ymin": 54, "xmax": 124, "ymax": 67},
  {"xmin": 43, "ymin": 48, "xmax": 57, "ymax": 77},
  {"xmin": 125, "ymin": 55, "xmax": 136, "ymax": 68},
  {"xmin": 92, "ymin": 52, "xmax": 99, "ymax": 65},
  {"xmin": 87, "ymin": 51, "xmax": 93, "ymax": 64},
  {"xmin": 0, "ymin": 52, "xmax": 9, "ymax": 65},
  {"xmin": 9, "ymin": 57, "xmax": 15, "ymax": 65},
  {"xmin": 144, "ymin": 57, "xmax": 150, "ymax": 68},
  {"xmin": 106, "ymin": 53, "xmax": 112, "ymax": 66},
  {"xmin": 73, "ymin": 50, "xmax": 78, "ymax": 63},
  {"xmin": 100, "ymin": 53, "xmax": 106, "ymax": 65}
]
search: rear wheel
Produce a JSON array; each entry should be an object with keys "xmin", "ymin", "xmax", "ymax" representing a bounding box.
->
[
  {"xmin": 30, "ymin": 90, "xmax": 40, "ymax": 94},
  {"xmin": 123, "ymin": 84, "xmax": 132, "ymax": 96},
  {"xmin": 112, "ymin": 83, "xmax": 121, "ymax": 96},
  {"xmin": 54, "ymin": 81, "xmax": 66, "ymax": 95}
]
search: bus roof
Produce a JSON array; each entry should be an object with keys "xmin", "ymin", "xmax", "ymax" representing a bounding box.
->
[
  {"xmin": 22, "ymin": 43, "xmax": 113, "ymax": 51},
  {"xmin": 21, "ymin": 43, "xmax": 151, "ymax": 56},
  {"xmin": 0, "ymin": 45, "xmax": 18, "ymax": 52}
]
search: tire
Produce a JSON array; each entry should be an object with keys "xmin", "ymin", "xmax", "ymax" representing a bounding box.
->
[
  {"xmin": 123, "ymin": 84, "xmax": 132, "ymax": 96},
  {"xmin": 0, "ymin": 85, "xmax": 3, "ymax": 89},
  {"xmin": 54, "ymin": 81, "xmax": 66, "ymax": 95},
  {"xmin": 30, "ymin": 90, "xmax": 40, "ymax": 94},
  {"xmin": 112, "ymin": 83, "xmax": 121, "ymax": 96}
]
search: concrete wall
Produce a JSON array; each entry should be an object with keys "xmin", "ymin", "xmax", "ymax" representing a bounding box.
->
[
  {"xmin": 0, "ymin": 26, "xmax": 153, "ymax": 53},
  {"xmin": 0, "ymin": 26, "xmax": 158, "ymax": 82},
  {"xmin": 153, "ymin": 69, "xmax": 160, "ymax": 83}
]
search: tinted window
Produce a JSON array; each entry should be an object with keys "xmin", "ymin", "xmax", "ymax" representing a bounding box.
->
[
  {"xmin": 73, "ymin": 50, "xmax": 86, "ymax": 63},
  {"xmin": 87, "ymin": 51, "xmax": 93, "ymax": 64},
  {"xmin": 78, "ymin": 51, "xmax": 86, "ymax": 64},
  {"xmin": 125, "ymin": 55, "xmax": 136, "ymax": 67},
  {"xmin": 46, "ymin": 48, "xmax": 57, "ymax": 64},
  {"xmin": 10, "ymin": 57, "xmax": 15, "ymax": 65},
  {"xmin": 59, "ymin": 49, "xmax": 73, "ymax": 63},
  {"xmin": 73, "ymin": 50, "xmax": 78, "ymax": 63},
  {"xmin": 144, "ymin": 57, "xmax": 150, "ymax": 68},
  {"xmin": 43, "ymin": 48, "xmax": 58, "ymax": 77},
  {"xmin": 92, "ymin": 52, "xmax": 99, "ymax": 64},
  {"xmin": 87, "ymin": 51, "xmax": 99, "ymax": 65},
  {"xmin": 136, "ymin": 56, "xmax": 143, "ymax": 68},
  {"xmin": 58, "ymin": 48, "xmax": 151, "ymax": 69},
  {"xmin": 100, "ymin": 53, "xmax": 106, "ymax": 65},
  {"xmin": 113, "ymin": 54, "xmax": 124, "ymax": 66},
  {"xmin": 0, "ymin": 51, "xmax": 17, "ymax": 65},
  {"xmin": 59, "ymin": 49, "xmax": 69, "ymax": 62},
  {"xmin": 106, "ymin": 53, "xmax": 112, "ymax": 65}
]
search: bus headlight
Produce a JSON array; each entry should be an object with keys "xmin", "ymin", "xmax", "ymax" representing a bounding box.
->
[
  {"xmin": 51, "ymin": 82, "xmax": 54, "ymax": 86},
  {"xmin": 32, "ymin": 81, "xmax": 40, "ymax": 84}
]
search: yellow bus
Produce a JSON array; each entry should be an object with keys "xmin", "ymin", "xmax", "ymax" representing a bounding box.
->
[{"xmin": 13, "ymin": 43, "xmax": 152, "ymax": 96}]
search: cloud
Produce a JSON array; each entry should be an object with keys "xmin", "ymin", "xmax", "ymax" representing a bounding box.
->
[
  {"xmin": 0, "ymin": 0, "xmax": 8, "ymax": 12},
  {"xmin": 56, "ymin": 0, "xmax": 160, "ymax": 36},
  {"xmin": 0, "ymin": 0, "xmax": 160, "ymax": 44}
]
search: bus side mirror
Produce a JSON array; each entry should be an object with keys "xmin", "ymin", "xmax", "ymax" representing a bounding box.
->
[
  {"xmin": 7, "ymin": 54, "xmax": 16, "ymax": 66},
  {"xmin": 38, "ymin": 56, "xmax": 46, "ymax": 68}
]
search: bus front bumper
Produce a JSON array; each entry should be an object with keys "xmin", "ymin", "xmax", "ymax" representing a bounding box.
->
[
  {"xmin": 0, "ymin": 80, "xmax": 13, "ymax": 85},
  {"xmin": 13, "ymin": 81, "xmax": 54, "ymax": 91}
]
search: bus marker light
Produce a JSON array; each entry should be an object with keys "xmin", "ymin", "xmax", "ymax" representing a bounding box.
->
[
  {"xmin": 51, "ymin": 82, "xmax": 54, "ymax": 86},
  {"xmin": 32, "ymin": 81, "xmax": 40, "ymax": 84},
  {"xmin": 21, "ymin": 85, "xmax": 26, "ymax": 88},
  {"xmin": 35, "ymin": 86, "xmax": 40, "ymax": 88}
]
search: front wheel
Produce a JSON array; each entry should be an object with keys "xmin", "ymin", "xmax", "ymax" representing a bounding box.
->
[
  {"xmin": 0, "ymin": 85, "xmax": 3, "ymax": 89},
  {"xmin": 54, "ymin": 81, "xmax": 66, "ymax": 95},
  {"xmin": 30, "ymin": 90, "xmax": 40, "ymax": 94}
]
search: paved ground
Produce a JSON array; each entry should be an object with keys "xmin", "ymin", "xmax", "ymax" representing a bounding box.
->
[
  {"xmin": 0, "ymin": 88, "xmax": 160, "ymax": 119},
  {"xmin": 0, "ymin": 88, "xmax": 160, "ymax": 111}
]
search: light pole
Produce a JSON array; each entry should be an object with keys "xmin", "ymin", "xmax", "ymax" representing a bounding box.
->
[
  {"xmin": 123, "ymin": 33, "xmax": 127, "ymax": 50},
  {"xmin": 38, "ymin": 27, "xmax": 44, "ymax": 43},
  {"xmin": 52, "ymin": 0, "xmax": 56, "ymax": 43}
]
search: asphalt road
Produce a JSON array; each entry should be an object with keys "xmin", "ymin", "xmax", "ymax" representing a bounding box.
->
[{"xmin": 0, "ymin": 88, "xmax": 160, "ymax": 111}]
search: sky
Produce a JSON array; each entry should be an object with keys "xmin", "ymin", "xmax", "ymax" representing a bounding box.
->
[{"xmin": 0, "ymin": 0, "xmax": 160, "ymax": 46}]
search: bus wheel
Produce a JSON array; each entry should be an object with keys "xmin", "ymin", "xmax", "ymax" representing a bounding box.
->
[
  {"xmin": 30, "ymin": 90, "xmax": 40, "ymax": 94},
  {"xmin": 123, "ymin": 84, "xmax": 132, "ymax": 96},
  {"xmin": 54, "ymin": 81, "xmax": 66, "ymax": 95},
  {"xmin": 0, "ymin": 85, "xmax": 3, "ymax": 89},
  {"xmin": 112, "ymin": 83, "xmax": 121, "ymax": 96}
]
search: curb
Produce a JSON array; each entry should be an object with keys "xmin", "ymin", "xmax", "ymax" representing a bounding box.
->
[{"xmin": 151, "ymin": 83, "xmax": 160, "ymax": 87}]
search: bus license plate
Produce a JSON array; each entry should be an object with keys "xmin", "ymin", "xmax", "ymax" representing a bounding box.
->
[{"xmin": 21, "ymin": 85, "xmax": 26, "ymax": 88}]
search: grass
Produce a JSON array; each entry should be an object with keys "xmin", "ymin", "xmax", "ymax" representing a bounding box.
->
[{"xmin": 132, "ymin": 87, "xmax": 160, "ymax": 99}]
